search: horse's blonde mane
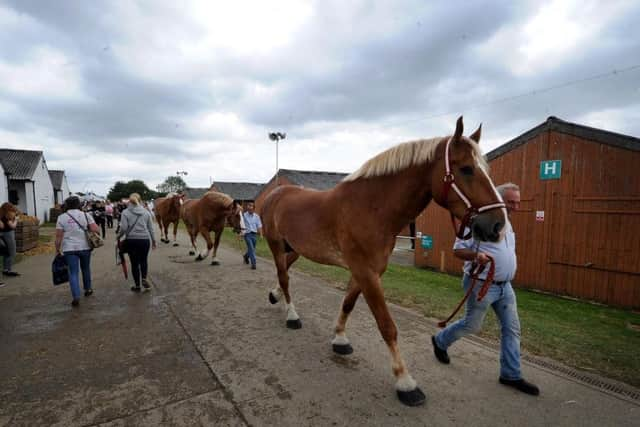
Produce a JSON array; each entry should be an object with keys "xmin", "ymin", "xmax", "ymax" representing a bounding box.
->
[
  {"xmin": 344, "ymin": 136, "xmax": 488, "ymax": 182},
  {"xmin": 344, "ymin": 137, "xmax": 443, "ymax": 182},
  {"xmin": 204, "ymin": 191, "xmax": 233, "ymax": 206}
]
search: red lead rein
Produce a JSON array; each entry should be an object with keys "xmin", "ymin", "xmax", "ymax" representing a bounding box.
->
[{"xmin": 437, "ymin": 255, "xmax": 495, "ymax": 328}]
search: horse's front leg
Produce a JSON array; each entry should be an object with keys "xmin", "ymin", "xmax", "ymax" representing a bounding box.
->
[
  {"xmin": 195, "ymin": 227, "xmax": 211, "ymax": 261},
  {"xmin": 210, "ymin": 229, "xmax": 222, "ymax": 265},
  {"xmin": 355, "ymin": 269, "xmax": 426, "ymax": 407},
  {"xmin": 172, "ymin": 220, "xmax": 179, "ymax": 246},
  {"xmin": 332, "ymin": 277, "xmax": 361, "ymax": 355}
]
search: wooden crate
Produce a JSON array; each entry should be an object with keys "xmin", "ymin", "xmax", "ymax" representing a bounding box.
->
[{"xmin": 15, "ymin": 223, "xmax": 39, "ymax": 252}]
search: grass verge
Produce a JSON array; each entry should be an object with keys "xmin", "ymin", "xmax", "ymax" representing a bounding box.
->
[{"xmin": 221, "ymin": 228, "xmax": 640, "ymax": 387}]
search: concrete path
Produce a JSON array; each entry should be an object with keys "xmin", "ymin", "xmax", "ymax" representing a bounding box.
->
[{"xmin": 0, "ymin": 228, "xmax": 638, "ymax": 426}]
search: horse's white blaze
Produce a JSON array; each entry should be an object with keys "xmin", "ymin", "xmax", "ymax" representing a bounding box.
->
[
  {"xmin": 331, "ymin": 333, "xmax": 350, "ymax": 346},
  {"xmin": 478, "ymin": 166, "xmax": 508, "ymax": 239},
  {"xmin": 270, "ymin": 287, "xmax": 281, "ymax": 302},
  {"xmin": 395, "ymin": 373, "xmax": 417, "ymax": 392},
  {"xmin": 285, "ymin": 302, "xmax": 299, "ymax": 321}
]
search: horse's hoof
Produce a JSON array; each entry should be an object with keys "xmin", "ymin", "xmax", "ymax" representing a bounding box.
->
[
  {"xmin": 268, "ymin": 293, "xmax": 278, "ymax": 304},
  {"xmin": 210, "ymin": 260, "xmax": 220, "ymax": 266},
  {"xmin": 332, "ymin": 343, "xmax": 353, "ymax": 355},
  {"xmin": 195, "ymin": 255, "xmax": 204, "ymax": 261},
  {"xmin": 397, "ymin": 387, "xmax": 426, "ymax": 407},
  {"xmin": 188, "ymin": 251, "xmax": 195, "ymax": 256},
  {"xmin": 172, "ymin": 243, "xmax": 179, "ymax": 247},
  {"xmin": 286, "ymin": 319, "xmax": 302, "ymax": 329}
]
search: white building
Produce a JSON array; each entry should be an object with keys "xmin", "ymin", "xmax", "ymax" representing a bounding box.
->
[
  {"xmin": 0, "ymin": 161, "xmax": 7, "ymax": 204},
  {"xmin": 49, "ymin": 170, "xmax": 72, "ymax": 206},
  {"xmin": 0, "ymin": 149, "xmax": 54, "ymax": 223}
]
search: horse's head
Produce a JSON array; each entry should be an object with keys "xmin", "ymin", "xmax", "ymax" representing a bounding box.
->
[
  {"xmin": 171, "ymin": 193, "xmax": 185, "ymax": 209},
  {"xmin": 432, "ymin": 117, "xmax": 507, "ymax": 242},
  {"xmin": 226, "ymin": 201, "xmax": 244, "ymax": 234},
  {"xmin": 0, "ymin": 202, "xmax": 18, "ymax": 222}
]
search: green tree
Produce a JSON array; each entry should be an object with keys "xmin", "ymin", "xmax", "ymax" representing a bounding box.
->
[
  {"xmin": 107, "ymin": 180, "xmax": 157, "ymax": 201},
  {"xmin": 156, "ymin": 175, "xmax": 187, "ymax": 194}
]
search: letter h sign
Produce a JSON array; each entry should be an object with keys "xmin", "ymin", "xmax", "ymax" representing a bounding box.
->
[{"xmin": 540, "ymin": 160, "xmax": 562, "ymax": 180}]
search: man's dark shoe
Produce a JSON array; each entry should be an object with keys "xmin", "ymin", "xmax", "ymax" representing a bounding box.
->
[
  {"xmin": 499, "ymin": 377, "xmax": 540, "ymax": 396},
  {"xmin": 243, "ymin": 254, "xmax": 249, "ymax": 264},
  {"xmin": 142, "ymin": 279, "xmax": 150, "ymax": 290},
  {"xmin": 71, "ymin": 299, "xmax": 80, "ymax": 307},
  {"xmin": 431, "ymin": 336, "xmax": 450, "ymax": 364},
  {"xmin": 3, "ymin": 271, "xmax": 19, "ymax": 277},
  {"xmin": 84, "ymin": 289, "xmax": 93, "ymax": 297},
  {"xmin": 251, "ymin": 264, "xmax": 256, "ymax": 270},
  {"xmin": 131, "ymin": 286, "xmax": 141, "ymax": 293}
]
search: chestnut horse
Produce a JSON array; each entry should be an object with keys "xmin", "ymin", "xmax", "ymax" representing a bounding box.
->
[
  {"xmin": 261, "ymin": 117, "xmax": 507, "ymax": 406},
  {"xmin": 154, "ymin": 193, "xmax": 184, "ymax": 246},
  {"xmin": 180, "ymin": 191, "xmax": 244, "ymax": 265}
]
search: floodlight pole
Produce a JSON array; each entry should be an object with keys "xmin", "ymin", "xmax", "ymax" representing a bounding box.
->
[{"xmin": 268, "ymin": 132, "xmax": 286, "ymax": 186}]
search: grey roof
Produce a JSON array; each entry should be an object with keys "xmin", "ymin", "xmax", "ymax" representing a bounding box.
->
[
  {"xmin": 212, "ymin": 182, "xmax": 265, "ymax": 201},
  {"xmin": 183, "ymin": 187, "xmax": 209, "ymax": 199},
  {"xmin": 0, "ymin": 149, "xmax": 43, "ymax": 180},
  {"xmin": 49, "ymin": 170, "xmax": 65, "ymax": 190},
  {"xmin": 255, "ymin": 169, "xmax": 349, "ymax": 201},
  {"xmin": 487, "ymin": 116, "xmax": 640, "ymax": 161},
  {"xmin": 277, "ymin": 169, "xmax": 349, "ymax": 190}
]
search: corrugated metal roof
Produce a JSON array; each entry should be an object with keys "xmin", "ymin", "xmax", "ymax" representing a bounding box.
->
[
  {"xmin": 278, "ymin": 169, "xmax": 348, "ymax": 190},
  {"xmin": 0, "ymin": 149, "xmax": 43, "ymax": 180},
  {"xmin": 183, "ymin": 187, "xmax": 208, "ymax": 199},
  {"xmin": 487, "ymin": 116, "xmax": 640, "ymax": 161},
  {"xmin": 49, "ymin": 170, "xmax": 65, "ymax": 190},
  {"xmin": 212, "ymin": 182, "xmax": 264, "ymax": 200}
]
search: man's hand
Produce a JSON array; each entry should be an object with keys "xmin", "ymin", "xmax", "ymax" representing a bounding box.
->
[
  {"xmin": 152, "ymin": 241, "xmax": 157, "ymax": 250},
  {"xmin": 475, "ymin": 252, "xmax": 490, "ymax": 265}
]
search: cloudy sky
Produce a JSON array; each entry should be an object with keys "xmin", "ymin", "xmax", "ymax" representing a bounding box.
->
[{"xmin": 1, "ymin": 0, "xmax": 639, "ymax": 195}]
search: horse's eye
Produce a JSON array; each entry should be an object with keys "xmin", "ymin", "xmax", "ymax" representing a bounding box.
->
[{"xmin": 460, "ymin": 166, "xmax": 474, "ymax": 176}]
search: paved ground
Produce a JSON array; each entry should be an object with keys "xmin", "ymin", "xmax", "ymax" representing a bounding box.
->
[{"xmin": 1, "ymin": 228, "xmax": 638, "ymax": 426}]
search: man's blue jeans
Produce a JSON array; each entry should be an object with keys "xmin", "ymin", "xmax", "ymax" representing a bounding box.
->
[
  {"xmin": 63, "ymin": 250, "xmax": 92, "ymax": 300},
  {"xmin": 244, "ymin": 233, "xmax": 257, "ymax": 267},
  {"xmin": 435, "ymin": 274, "xmax": 522, "ymax": 380}
]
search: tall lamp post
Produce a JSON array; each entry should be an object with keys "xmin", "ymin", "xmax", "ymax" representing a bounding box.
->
[{"xmin": 268, "ymin": 132, "xmax": 286, "ymax": 185}]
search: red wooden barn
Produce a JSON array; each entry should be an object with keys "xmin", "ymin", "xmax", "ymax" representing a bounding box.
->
[{"xmin": 414, "ymin": 117, "xmax": 640, "ymax": 309}]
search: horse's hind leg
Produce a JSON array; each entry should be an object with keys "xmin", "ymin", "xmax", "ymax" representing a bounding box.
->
[
  {"xmin": 357, "ymin": 270, "xmax": 426, "ymax": 406},
  {"xmin": 267, "ymin": 241, "xmax": 301, "ymax": 329},
  {"xmin": 332, "ymin": 277, "xmax": 361, "ymax": 355},
  {"xmin": 187, "ymin": 226, "xmax": 197, "ymax": 256}
]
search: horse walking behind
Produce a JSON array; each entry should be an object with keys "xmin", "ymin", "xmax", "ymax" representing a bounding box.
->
[
  {"xmin": 180, "ymin": 191, "xmax": 244, "ymax": 265},
  {"xmin": 154, "ymin": 192, "xmax": 184, "ymax": 246},
  {"xmin": 261, "ymin": 117, "xmax": 507, "ymax": 406}
]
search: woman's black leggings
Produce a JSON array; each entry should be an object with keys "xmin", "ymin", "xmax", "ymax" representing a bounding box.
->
[{"xmin": 126, "ymin": 239, "xmax": 150, "ymax": 287}]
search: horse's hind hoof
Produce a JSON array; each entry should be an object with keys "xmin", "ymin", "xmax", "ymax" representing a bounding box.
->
[
  {"xmin": 189, "ymin": 251, "xmax": 195, "ymax": 256},
  {"xmin": 195, "ymin": 255, "xmax": 204, "ymax": 261},
  {"xmin": 268, "ymin": 292, "xmax": 278, "ymax": 304},
  {"xmin": 210, "ymin": 260, "xmax": 220, "ymax": 266},
  {"xmin": 332, "ymin": 343, "xmax": 353, "ymax": 355},
  {"xmin": 163, "ymin": 239, "xmax": 169, "ymax": 244},
  {"xmin": 172, "ymin": 243, "xmax": 179, "ymax": 247},
  {"xmin": 286, "ymin": 319, "xmax": 302, "ymax": 329},
  {"xmin": 397, "ymin": 387, "xmax": 426, "ymax": 407}
]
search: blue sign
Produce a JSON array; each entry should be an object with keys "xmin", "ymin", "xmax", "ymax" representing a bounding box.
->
[
  {"xmin": 421, "ymin": 235, "xmax": 433, "ymax": 249},
  {"xmin": 540, "ymin": 160, "xmax": 562, "ymax": 180}
]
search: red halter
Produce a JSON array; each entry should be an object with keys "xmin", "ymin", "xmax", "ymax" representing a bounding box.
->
[{"xmin": 440, "ymin": 136, "xmax": 506, "ymax": 239}]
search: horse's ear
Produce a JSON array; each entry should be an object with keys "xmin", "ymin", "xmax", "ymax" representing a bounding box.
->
[
  {"xmin": 469, "ymin": 123, "xmax": 482, "ymax": 143},
  {"xmin": 453, "ymin": 116, "xmax": 464, "ymax": 142}
]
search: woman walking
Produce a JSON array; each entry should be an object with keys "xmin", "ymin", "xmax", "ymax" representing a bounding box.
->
[
  {"xmin": 55, "ymin": 196, "xmax": 99, "ymax": 307},
  {"xmin": 117, "ymin": 193, "xmax": 156, "ymax": 292},
  {"xmin": 0, "ymin": 202, "xmax": 20, "ymax": 286}
]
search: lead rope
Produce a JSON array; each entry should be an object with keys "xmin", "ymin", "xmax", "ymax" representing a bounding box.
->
[{"xmin": 437, "ymin": 243, "xmax": 495, "ymax": 328}]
